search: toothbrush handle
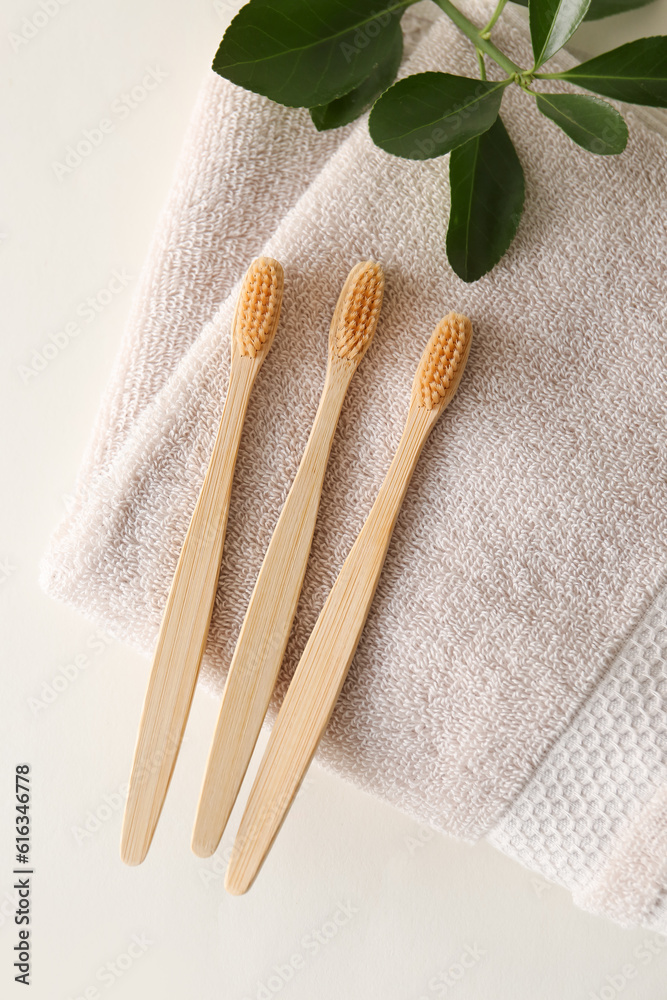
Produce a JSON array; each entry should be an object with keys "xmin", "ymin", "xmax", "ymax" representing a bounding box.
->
[
  {"xmin": 121, "ymin": 359, "xmax": 255, "ymax": 866},
  {"xmin": 192, "ymin": 361, "xmax": 352, "ymax": 858},
  {"xmin": 226, "ymin": 406, "xmax": 434, "ymax": 894}
]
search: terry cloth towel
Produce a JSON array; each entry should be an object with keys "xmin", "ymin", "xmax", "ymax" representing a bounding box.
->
[{"xmin": 41, "ymin": 0, "xmax": 667, "ymax": 929}]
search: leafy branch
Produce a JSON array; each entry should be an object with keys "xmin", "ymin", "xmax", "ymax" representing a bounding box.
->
[{"xmin": 212, "ymin": 0, "xmax": 667, "ymax": 282}]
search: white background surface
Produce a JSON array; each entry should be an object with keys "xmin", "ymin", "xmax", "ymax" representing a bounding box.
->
[{"xmin": 2, "ymin": 1, "xmax": 667, "ymax": 997}]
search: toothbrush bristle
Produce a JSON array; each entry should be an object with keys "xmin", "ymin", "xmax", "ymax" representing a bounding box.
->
[
  {"xmin": 237, "ymin": 258, "xmax": 282, "ymax": 358},
  {"xmin": 417, "ymin": 313, "xmax": 471, "ymax": 410},
  {"xmin": 336, "ymin": 262, "xmax": 384, "ymax": 360}
]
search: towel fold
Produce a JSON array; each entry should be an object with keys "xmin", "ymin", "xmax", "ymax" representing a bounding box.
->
[{"xmin": 42, "ymin": 0, "xmax": 667, "ymax": 928}]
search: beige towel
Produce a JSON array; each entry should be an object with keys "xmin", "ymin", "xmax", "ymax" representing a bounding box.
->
[{"xmin": 41, "ymin": 1, "xmax": 667, "ymax": 928}]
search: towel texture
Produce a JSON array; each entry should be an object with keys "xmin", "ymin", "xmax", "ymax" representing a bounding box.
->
[{"xmin": 41, "ymin": 1, "xmax": 667, "ymax": 928}]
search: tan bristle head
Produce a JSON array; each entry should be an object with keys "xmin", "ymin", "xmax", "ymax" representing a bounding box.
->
[
  {"xmin": 235, "ymin": 257, "xmax": 283, "ymax": 358},
  {"xmin": 415, "ymin": 312, "xmax": 472, "ymax": 410},
  {"xmin": 335, "ymin": 261, "xmax": 384, "ymax": 361}
]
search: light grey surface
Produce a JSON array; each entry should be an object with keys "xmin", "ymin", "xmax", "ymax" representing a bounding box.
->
[{"xmin": 1, "ymin": 1, "xmax": 666, "ymax": 997}]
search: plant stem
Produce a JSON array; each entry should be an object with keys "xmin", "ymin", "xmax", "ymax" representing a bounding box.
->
[
  {"xmin": 481, "ymin": 0, "xmax": 508, "ymax": 38},
  {"xmin": 430, "ymin": 0, "xmax": 522, "ymax": 75},
  {"xmin": 476, "ymin": 48, "xmax": 487, "ymax": 79},
  {"xmin": 534, "ymin": 72, "xmax": 567, "ymax": 79}
]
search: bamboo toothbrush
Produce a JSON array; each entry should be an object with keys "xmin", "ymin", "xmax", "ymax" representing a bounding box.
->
[
  {"xmin": 191, "ymin": 262, "xmax": 385, "ymax": 858},
  {"xmin": 120, "ymin": 257, "xmax": 284, "ymax": 866},
  {"xmin": 225, "ymin": 311, "xmax": 473, "ymax": 894}
]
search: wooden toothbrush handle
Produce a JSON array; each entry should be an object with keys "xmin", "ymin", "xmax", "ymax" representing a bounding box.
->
[
  {"xmin": 121, "ymin": 359, "xmax": 256, "ymax": 866},
  {"xmin": 225, "ymin": 406, "xmax": 434, "ymax": 894},
  {"xmin": 192, "ymin": 361, "xmax": 352, "ymax": 858}
]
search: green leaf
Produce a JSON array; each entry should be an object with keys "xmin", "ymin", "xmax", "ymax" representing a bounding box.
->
[
  {"xmin": 368, "ymin": 72, "xmax": 506, "ymax": 160},
  {"xmin": 511, "ymin": 0, "xmax": 656, "ymax": 21},
  {"xmin": 549, "ymin": 37, "xmax": 667, "ymax": 107},
  {"xmin": 530, "ymin": 0, "xmax": 592, "ymax": 67},
  {"xmin": 212, "ymin": 0, "xmax": 410, "ymax": 109},
  {"xmin": 535, "ymin": 92, "xmax": 628, "ymax": 153},
  {"xmin": 310, "ymin": 27, "xmax": 403, "ymax": 130},
  {"xmin": 446, "ymin": 116, "xmax": 525, "ymax": 283}
]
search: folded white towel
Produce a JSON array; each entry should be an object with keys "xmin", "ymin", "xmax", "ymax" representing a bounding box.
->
[{"xmin": 41, "ymin": 0, "xmax": 667, "ymax": 928}]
